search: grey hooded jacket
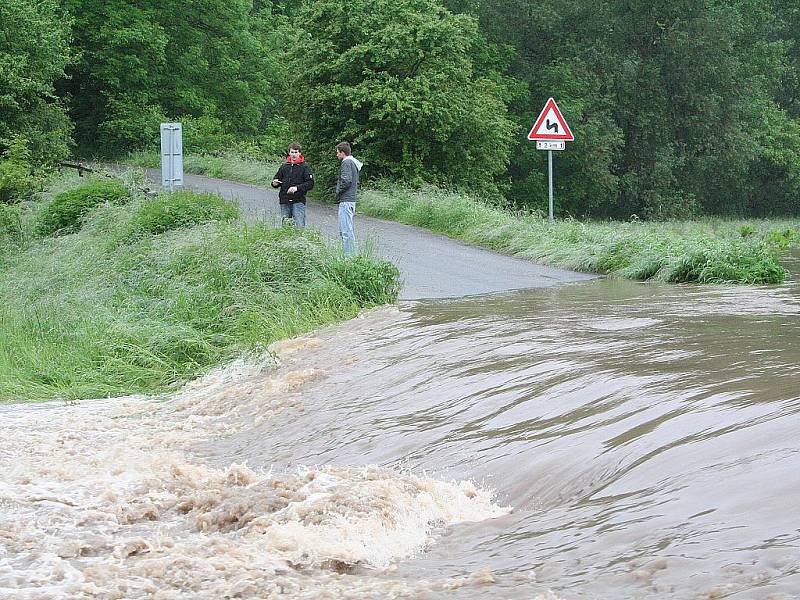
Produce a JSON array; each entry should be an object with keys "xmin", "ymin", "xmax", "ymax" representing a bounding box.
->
[{"xmin": 335, "ymin": 156, "xmax": 363, "ymax": 203}]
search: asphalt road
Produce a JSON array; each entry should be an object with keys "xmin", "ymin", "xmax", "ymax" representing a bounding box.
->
[{"xmin": 146, "ymin": 170, "xmax": 595, "ymax": 300}]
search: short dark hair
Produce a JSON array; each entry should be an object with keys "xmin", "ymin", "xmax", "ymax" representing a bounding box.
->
[
  {"xmin": 336, "ymin": 142, "xmax": 351, "ymax": 155},
  {"xmin": 288, "ymin": 142, "xmax": 301, "ymax": 151}
]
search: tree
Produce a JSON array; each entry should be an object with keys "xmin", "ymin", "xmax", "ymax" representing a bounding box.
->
[
  {"xmin": 0, "ymin": 0, "xmax": 72, "ymax": 165},
  {"xmin": 288, "ymin": 0, "xmax": 515, "ymax": 193},
  {"xmin": 474, "ymin": 0, "xmax": 800, "ymax": 218},
  {"xmin": 59, "ymin": 0, "xmax": 276, "ymax": 154},
  {"xmin": 479, "ymin": 0, "xmax": 625, "ymax": 217}
]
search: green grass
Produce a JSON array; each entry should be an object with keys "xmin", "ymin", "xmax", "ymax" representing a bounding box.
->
[
  {"xmin": 127, "ymin": 150, "xmax": 281, "ymax": 187},
  {"xmin": 357, "ymin": 186, "xmax": 799, "ymax": 285},
  {"xmin": 0, "ymin": 174, "xmax": 400, "ymax": 402},
  {"xmin": 123, "ymin": 151, "xmax": 800, "ymax": 284},
  {"xmin": 35, "ymin": 178, "xmax": 131, "ymax": 236}
]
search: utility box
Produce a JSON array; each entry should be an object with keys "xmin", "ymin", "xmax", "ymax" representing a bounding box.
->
[{"xmin": 160, "ymin": 123, "xmax": 184, "ymax": 190}]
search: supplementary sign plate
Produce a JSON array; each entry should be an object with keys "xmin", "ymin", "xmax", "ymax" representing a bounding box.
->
[{"xmin": 536, "ymin": 140, "xmax": 565, "ymax": 150}]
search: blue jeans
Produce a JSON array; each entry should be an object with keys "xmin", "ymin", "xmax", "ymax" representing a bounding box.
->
[
  {"xmin": 338, "ymin": 202, "xmax": 356, "ymax": 256},
  {"xmin": 280, "ymin": 202, "xmax": 306, "ymax": 228}
]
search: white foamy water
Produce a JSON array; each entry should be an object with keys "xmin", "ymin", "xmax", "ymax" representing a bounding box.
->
[{"xmin": 0, "ymin": 333, "xmax": 513, "ymax": 600}]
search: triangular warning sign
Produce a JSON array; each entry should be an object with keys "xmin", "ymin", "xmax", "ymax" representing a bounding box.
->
[{"xmin": 527, "ymin": 98, "xmax": 574, "ymax": 141}]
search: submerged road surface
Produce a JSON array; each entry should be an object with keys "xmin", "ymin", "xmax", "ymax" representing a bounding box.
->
[{"xmin": 147, "ymin": 171, "xmax": 595, "ymax": 299}]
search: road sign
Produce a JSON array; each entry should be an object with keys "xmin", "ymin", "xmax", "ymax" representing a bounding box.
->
[
  {"xmin": 160, "ymin": 122, "xmax": 184, "ymax": 191},
  {"xmin": 527, "ymin": 98, "xmax": 574, "ymax": 141},
  {"xmin": 536, "ymin": 140, "xmax": 565, "ymax": 151}
]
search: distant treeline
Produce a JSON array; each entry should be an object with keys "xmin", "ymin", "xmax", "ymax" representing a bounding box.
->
[{"xmin": 2, "ymin": 0, "xmax": 800, "ymax": 218}]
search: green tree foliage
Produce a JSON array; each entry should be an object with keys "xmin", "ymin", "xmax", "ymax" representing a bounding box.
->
[
  {"xmin": 59, "ymin": 0, "xmax": 276, "ymax": 154},
  {"xmin": 0, "ymin": 138, "xmax": 40, "ymax": 204},
  {"xmin": 20, "ymin": 0, "xmax": 800, "ymax": 218},
  {"xmin": 0, "ymin": 0, "xmax": 72, "ymax": 166},
  {"xmin": 288, "ymin": 0, "xmax": 515, "ymax": 193},
  {"xmin": 476, "ymin": 0, "xmax": 800, "ymax": 218}
]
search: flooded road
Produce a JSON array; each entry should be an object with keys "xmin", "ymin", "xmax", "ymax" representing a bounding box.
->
[{"xmin": 3, "ymin": 252, "xmax": 799, "ymax": 599}]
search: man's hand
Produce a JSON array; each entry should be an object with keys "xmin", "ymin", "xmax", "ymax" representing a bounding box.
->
[
  {"xmin": 272, "ymin": 179, "xmax": 282, "ymax": 186},
  {"xmin": 287, "ymin": 186, "xmax": 298, "ymax": 194}
]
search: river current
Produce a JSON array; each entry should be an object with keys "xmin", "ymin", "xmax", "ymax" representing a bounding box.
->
[{"xmin": 2, "ymin": 253, "xmax": 799, "ymax": 599}]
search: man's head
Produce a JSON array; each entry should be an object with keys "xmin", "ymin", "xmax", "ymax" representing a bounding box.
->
[
  {"xmin": 335, "ymin": 142, "xmax": 351, "ymax": 161},
  {"xmin": 288, "ymin": 142, "xmax": 301, "ymax": 161}
]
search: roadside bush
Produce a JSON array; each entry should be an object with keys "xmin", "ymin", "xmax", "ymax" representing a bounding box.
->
[
  {"xmin": 36, "ymin": 179, "xmax": 130, "ymax": 236},
  {"xmin": 97, "ymin": 100, "xmax": 168, "ymax": 155},
  {"xmin": 180, "ymin": 115, "xmax": 232, "ymax": 155},
  {"xmin": 0, "ymin": 137, "xmax": 39, "ymax": 204},
  {"xmin": 126, "ymin": 190, "xmax": 239, "ymax": 237}
]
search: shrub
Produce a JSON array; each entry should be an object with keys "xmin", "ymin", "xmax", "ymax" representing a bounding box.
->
[
  {"xmin": 126, "ymin": 190, "xmax": 239, "ymax": 237},
  {"xmin": 0, "ymin": 137, "xmax": 39, "ymax": 204},
  {"xmin": 738, "ymin": 225, "xmax": 757, "ymax": 238},
  {"xmin": 763, "ymin": 228, "xmax": 800, "ymax": 251},
  {"xmin": 36, "ymin": 179, "xmax": 131, "ymax": 236},
  {"xmin": 97, "ymin": 101, "xmax": 168, "ymax": 155},
  {"xmin": 180, "ymin": 114, "xmax": 232, "ymax": 155}
]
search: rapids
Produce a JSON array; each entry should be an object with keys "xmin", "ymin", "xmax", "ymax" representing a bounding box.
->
[{"xmin": 2, "ymin": 252, "xmax": 799, "ymax": 599}]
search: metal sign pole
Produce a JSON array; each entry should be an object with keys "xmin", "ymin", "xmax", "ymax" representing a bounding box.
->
[{"xmin": 548, "ymin": 150, "xmax": 554, "ymax": 224}]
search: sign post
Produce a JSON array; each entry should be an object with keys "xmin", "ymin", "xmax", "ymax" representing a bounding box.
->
[
  {"xmin": 527, "ymin": 98, "xmax": 574, "ymax": 223},
  {"xmin": 160, "ymin": 123, "xmax": 184, "ymax": 191}
]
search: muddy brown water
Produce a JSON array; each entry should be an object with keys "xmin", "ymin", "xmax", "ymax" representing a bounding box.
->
[{"xmin": 2, "ymin": 252, "xmax": 799, "ymax": 599}]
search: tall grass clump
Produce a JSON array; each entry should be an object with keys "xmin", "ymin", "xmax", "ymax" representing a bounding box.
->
[
  {"xmin": 0, "ymin": 176, "xmax": 400, "ymax": 402},
  {"xmin": 0, "ymin": 204, "xmax": 23, "ymax": 244},
  {"xmin": 359, "ymin": 186, "xmax": 799, "ymax": 285},
  {"xmin": 123, "ymin": 190, "xmax": 239, "ymax": 238},
  {"xmin": 35, "ymin": 178, "xmax": 130, "ymax": 236}
]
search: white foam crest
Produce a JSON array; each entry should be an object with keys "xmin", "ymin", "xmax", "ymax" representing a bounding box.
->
[
  {"xmin": 169, "ymin": 354, "xmax": 324, "ymax": 426},
  {"xmin": 247, "ymin": 466, "xmax": 510, "ymax": 568},
  {"xmin": 0, "ymin": 355, "xmax": 511, "ymax": 598}
]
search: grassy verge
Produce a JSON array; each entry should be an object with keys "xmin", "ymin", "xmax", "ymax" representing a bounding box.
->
[
  {"xmin": 359, "ymin": 186, "xmax": 800, "ymax": 284},
  {"xmin": 123, "ymin": 151, "xmax": 800, "ymax": 284},
  {"xmin": 0, "ymin": 172, "xmax": 400, "ymax": 402},
  {"xmin": 127, "ymin": 150, "xmax": 281, "ymax": 187}
]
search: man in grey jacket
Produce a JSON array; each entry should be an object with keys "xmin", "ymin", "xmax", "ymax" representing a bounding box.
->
[{"xmin": 335, "ymin": 142, "xmax": 362, "ymax": 256}]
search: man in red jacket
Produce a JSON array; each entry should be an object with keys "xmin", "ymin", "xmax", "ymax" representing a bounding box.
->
[{"xmin": 271, "ymin": 142, "xmax": 314, "ymax": 227}]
